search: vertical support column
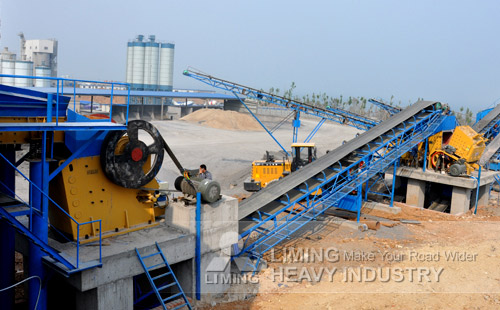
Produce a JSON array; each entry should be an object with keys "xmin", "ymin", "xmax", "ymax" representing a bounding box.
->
[
  {"xmin": 292, "ymin": 111, "xmax": 300, "ymax": 144},
  {"xmin": 390, "ymin": 162, "xmax": 398, "ymax": 207},
  {"xmin": 0, "ymin": 146, "xmax": 16, "ymax": 310},
  {"xmin": 450, "ymin": 187, "xmax": 472, "ymax": 215},
  {"xmin": 406, "ymin": 178, "xmax": 425, "ymax": 209},
  {"xmin": 28, "ymin": 134, "xmax": 49, "ymax": 310},
  {"xmin": 423, "ymin": 138, "xmax": 428, "ymax": 172},
  {"xmin": 356, "ymin": 185, "xmax": 362, "ymax": 222},
  {"xmin": 195, "ymin": 192, "xmax": 201, "ymax": 301}
]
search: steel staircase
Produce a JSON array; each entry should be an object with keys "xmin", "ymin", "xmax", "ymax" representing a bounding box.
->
[{"xmin": 135, "ymin": 242, "xmax": 192, "ymax": 310}]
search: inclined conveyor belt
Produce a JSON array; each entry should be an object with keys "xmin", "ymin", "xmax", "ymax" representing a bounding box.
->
[
  {"xmin": 472, "ymin": 104, "xmax": 500, "ymax": 134},
  {"xmin": 238, "ymin": 101, "xmax": 439, "ymax": 227}
]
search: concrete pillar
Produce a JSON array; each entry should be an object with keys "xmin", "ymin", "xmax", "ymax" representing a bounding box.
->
[
  {"xmin": 450, "ymin": 187, "xmax": 472, "ymax": 215},
  {"xmin": 477, "ymin": 185, "xmax": 490, "ymax": 207},
  {"xmin": 76, "ymin": 278, "xmax": 133, "ymax": 310},
  {"xmin": 406, "ymin": 178, "xmax": 425, "ymax": 208}
]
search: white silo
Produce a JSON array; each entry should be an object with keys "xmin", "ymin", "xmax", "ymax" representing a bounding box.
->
[
  {"xmin": 131, "ymin": 35, "xmax": 145, "ymax": 89},
  {"xmin": 1, "ymin": 60, "xmax": 16, "ymax": 86},
  {"xmin": 14, "ymin": 61, "xmax": 34, "ymax": 87},
  {"xmin": 35, "ymin": 66, "xmax": 51, "ymax": 87},
  {"xmin": 144, "ymin": 35, "xmax": 159, "ymax": 90},
  {"xmin": 125, "ymin": 41, "xmax": 134, "ymax": 84},
  {"xmin": 159, "ymin": 43, "xmax": 175, "ymax": 91}
]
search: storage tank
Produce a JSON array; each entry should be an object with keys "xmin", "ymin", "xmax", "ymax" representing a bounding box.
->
[
  {"xmin": 131, "ymin": 36, "xmax": 145, "ymax": 89},
  {"xmin": 35, "ymin": 66, "xmax": 51, "ymax": 87},
  {"xmin": 144, "ymin": 36, "xmax": 159, "ymax": 90},
  {"xmin": 159, "ymin": 43, "xmax": 175, "ymax": 91},
  {"xmin": 125, "ymin": 41, "xmax": 134, "ymax": 84},
  {"xmin": 14, "ymin": 61, "xmax": 34, "ymax": 87},
  {"xmin": 1, "ymin": 60, "xmax": 16, "ymax": 86},
  {"xmin": 0, "ymin": 47, "xmax": 16, "ymax": 60}
]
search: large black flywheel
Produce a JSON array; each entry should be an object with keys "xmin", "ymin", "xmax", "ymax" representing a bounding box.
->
[{"xmin": 101, "ymin": 120, "xmax": 164, "ymax": 188}]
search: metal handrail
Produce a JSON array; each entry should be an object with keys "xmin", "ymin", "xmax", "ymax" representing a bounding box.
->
[
  {"xmin": 0, "ymin": 74, "xmax": 131, "ymax": 126},
  {"xmin": 0, "ymin": 151, "xmax": 102, "ymax": 269}
]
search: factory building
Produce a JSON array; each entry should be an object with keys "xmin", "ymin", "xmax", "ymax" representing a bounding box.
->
[
  {"xmin": 0, "ymin": 33, "xmax": 57, "ymax": 87},
  {"xmin": 126, "ymin": 35, "xmax": 174, "ymax": 91}
]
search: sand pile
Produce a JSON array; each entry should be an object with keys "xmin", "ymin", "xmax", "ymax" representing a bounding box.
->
[{"xmin": 180, "ymin": 109, "xmax": 263, "ymax": 131}]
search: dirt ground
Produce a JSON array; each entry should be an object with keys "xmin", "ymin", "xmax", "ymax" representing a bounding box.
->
[{"xmin": 199, "ymin": 200, "xmax": 500, "ymax": 310}]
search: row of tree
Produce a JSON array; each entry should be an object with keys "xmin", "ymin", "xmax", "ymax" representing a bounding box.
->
[{"xmin": 266, "ymin": 83, "xmax": 475, "ymax": 125}]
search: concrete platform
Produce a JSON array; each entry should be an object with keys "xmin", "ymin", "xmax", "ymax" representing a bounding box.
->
[
  {"xmin": 16, "ymin": 195, "xmax": 239, "ymax": 309},
  {"xmin": 387, "ymin": 167, "xmax": 499, "ymax": 215}
]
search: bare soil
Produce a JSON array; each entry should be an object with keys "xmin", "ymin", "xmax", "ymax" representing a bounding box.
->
[{"xmin": 200, "ymin": 202, "xmax": 500, "ymax": 310}]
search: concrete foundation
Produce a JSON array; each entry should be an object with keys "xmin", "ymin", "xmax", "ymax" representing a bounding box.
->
[
  {"xmin": 406, "ymin": 178, "xmax": 425, "ymax": 208},
  {"xmin": 387, "ymin": 167, "xmax": 499, "ymax": 215},
  {"xmin": 450, "ymin": 187, "xmax": 472, "ymax": 215}
]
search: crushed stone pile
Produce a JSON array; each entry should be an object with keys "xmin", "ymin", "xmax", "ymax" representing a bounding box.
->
[{"xmin": 180, "ymin": 109, "xmax": 263, "ymax": 131}]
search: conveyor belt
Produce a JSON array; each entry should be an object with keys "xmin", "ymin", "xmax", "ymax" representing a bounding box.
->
[
  {"xmin": 479, "ymin": 133, "xmax": 500, "ymax": 166},
  {"xmin": 238, "ymin": 100, "xmax": 439, "ymax": 220},
  {"xmin": 472, "ymin": 104, "xmax": 500, "ymax": 134}
]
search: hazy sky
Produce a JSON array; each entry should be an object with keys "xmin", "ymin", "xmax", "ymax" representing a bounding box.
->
[{"xmin": 1, "ymin": 0, "xmax": 499, "ymax": 111}]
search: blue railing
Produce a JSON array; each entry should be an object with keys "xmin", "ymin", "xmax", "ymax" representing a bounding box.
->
[
  {"xmin": 0, "ymin": 74, "xmax": 131, "ymax": 125},
  {"xmin": 0, "ymin": 151, "xmax": 102, "ymax": 270}
]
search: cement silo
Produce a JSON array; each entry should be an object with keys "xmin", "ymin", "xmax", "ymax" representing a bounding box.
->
[
  {"xmin": 14, "ymin": 61, "xmax": 34, "ymax": 87},
  {"xmin": 125, "ymin": 35, "xmax": 174, "ymax": 91},
  {"xmin": 159, "ymin": 43, "xmax": 174, "ymax": 91},
  {"xmin": 131, "ymin": 35, "xmax": 145, "ymax": 90},
  {"xmin": 144, "ymin": 35, "xmax": 159, "ymax": 90},
  {"xmin": 35, "ymin": 66, "xmax": 51, "ymax": 87},
  {"xmin": 1, "ymin": 60, "xmax": 16, "ymax": 86}
]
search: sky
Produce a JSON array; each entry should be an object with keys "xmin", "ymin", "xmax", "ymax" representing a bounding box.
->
[{"xmin": 1, "ymin": 0, "xmax": 499, "ymax": 111}]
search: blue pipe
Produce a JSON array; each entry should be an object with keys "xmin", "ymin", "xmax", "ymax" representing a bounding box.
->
[
  {"xmin": 195, "ymin": 192, "xmax": 201, "ymax": 301},
  {"xmin": 0, "ymin": 147, "xmax": 16, "ymax": 310}
]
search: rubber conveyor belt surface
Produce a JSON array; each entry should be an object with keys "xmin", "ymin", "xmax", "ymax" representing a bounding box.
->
[
  {"xmin": 472, "ymin": 104, "xmax": 500, "ymax": 133},
  {"xmin": 238, "ymin": 100, "xmax": 438, "ymax": 220},
  {"xmin": 479, "ymin": 133, "xmax": 500, "ymax": 165}
]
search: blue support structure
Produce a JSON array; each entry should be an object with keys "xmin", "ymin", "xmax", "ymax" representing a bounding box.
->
[
  {"xmin": 473, "ymin": 166, "xmax": 482, "ymax": 215},
  {"xmin": 0, "ymin": 147, "xmax": 16, "ymax": 310},
  {"xmin": 236, "ymin": 104, "xmax": 445, "ymax": 271},
  {"xmin": 304, "ymin": 118, "xmax": 326, "ymax": 143},
  {"xmin": 0, "ymin": 75, "xmax": 130, "ymax": 309},
  {"xmin": 195, "ymin": 192, "xmax": 201, "ymax": 301},
  {"xmin": 292, "ymin": 111, "xmax": 300, "ymax": 144},
  {"xmin": 28, "ymin": 160, "xmax": 48, "ymax": 309},
  {"xmin": 390, "ymin": 161, "xmax": 398, "ymax": 208},
  {"xmin": 423, "ymin": 137, "xmax": 428, "ymax": 172},
  {"xmin": 368, "ymin": 98, "xmax": 402, "ymax": 116},
  {"xmin": 183, "ymin": 69, "xmax": 378, "ymax": 150}
]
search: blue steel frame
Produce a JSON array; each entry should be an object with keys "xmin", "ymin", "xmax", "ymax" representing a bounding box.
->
[
  {"xmin": 183, "ymin": 69, "xmax": 378, "ymax": 155},
  {"xmin": 236, "ymin": 108, "xmax": 444, "ymax": 271},
  {"xmin": 0, "ymin": 74, "xmax": 131, "ymax": 125},
  {"xmin": 368, "ymin": 98, "xmax": 402, "ymax": 116},
  {"xmin": 0, "ymin": 75, "xmax": 130, "ymax": 310}
]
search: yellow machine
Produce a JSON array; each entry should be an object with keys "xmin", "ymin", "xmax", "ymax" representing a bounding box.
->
[
  {"xmin": 49, "ymin": 156, "xmax": 164, "ymax": 243},
  {"xmin": 244, "ymin": 143, "xmax": 316, "ymax": 191},
  {"xmin": 48, "ymin": 120, "xmax": 173, "ymax": 243},
  {"xmin": 402, "ymin": 126, "xmax": 486, "ymax": 176}
]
